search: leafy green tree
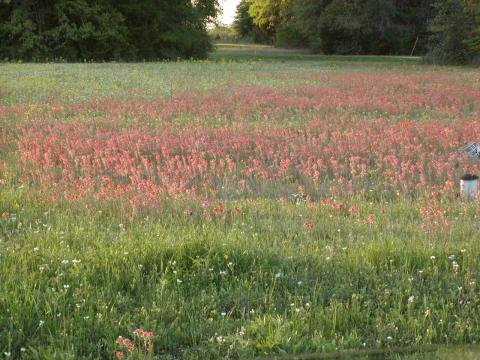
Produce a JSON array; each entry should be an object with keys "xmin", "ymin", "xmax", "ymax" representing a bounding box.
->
[
  {"xmin": 234, "ymin": 0, "xmax": 303, "ymax": 46},
  {"xmin": 393, "ymin": 0, "xmax": 435, "ymax": 55},
  {"xmin": 233, "ymin": 0, "xmax": 268, "ymax": 43},
  {"xmin": 0, "ymin": 0, "xmax": 219, "ymax": 61},
  {"xmin": 233, "ymin": 0, "xmax": 254, "ymax": 38},
  {"xmin": 0, "ymin": 0, "xmax": 44, "ymax": 60},
  {"xmin": 208, "ymin": 25, "xmax": 236, "ymax": 42},
  {"xmin": 248, "ymin": 0, "xmax": 291, "ymax": 33},
  {"xmin": 46, "ymin": 0, "xmax": 131, "ymax": 61},
  {"xmin": 292, "ymin": 0, "xmax": 434, "ymax": 55},
  {"xmin": 428, "ymin": 0, "xmax": 480, "ymax": 64},
  {"xmin": 0, "ymin": 0, "xmax": 130, "ymax": 61},
  {"xmin": 237, "ymin": 0, "xmax": 435, "ymax": 56}
]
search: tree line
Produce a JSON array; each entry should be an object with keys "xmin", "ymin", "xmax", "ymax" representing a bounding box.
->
[
  {"xmin": 0, "ymin": 0, "xmax": 219, "ymax": 61},
  {"xmin": 234, "ymin": 0, "xmax": 480, "ymax": 65},
  {"xmin": 1, "ymin": 0, "xmax": 478, "ymax": 64}
]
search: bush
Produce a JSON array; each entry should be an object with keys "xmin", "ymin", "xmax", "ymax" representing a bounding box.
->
[
  {"xmin": 427, "ymin": 0, "xmax": 480, "ymax": 65},
  {"xmin": 233, "ymin": 0, "xmax": 270, "ymax": 44},
  {"xmin": 275, "ymin": 23, "xmax": 306, "ymax": 48},
  {"xmin": 208, "ymin": 25, "xmax": 237, "ymax": 43},
  {"xmin": 0, "ymin": 0, "xmax": 218, "ymax": 61}
]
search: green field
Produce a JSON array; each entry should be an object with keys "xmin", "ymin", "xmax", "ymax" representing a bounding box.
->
[
  {"xmin": 209, "ymin": 43, "xmax": 423, "ymax": 63},
  {"xmin": 1, "ymin": 46, "xmax": 480, "ymax": 359}
]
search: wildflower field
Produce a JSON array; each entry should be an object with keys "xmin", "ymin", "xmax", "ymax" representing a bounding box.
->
[{"xmin": 1, "ymin": 52, "xmax": 480, "ymax": 359}]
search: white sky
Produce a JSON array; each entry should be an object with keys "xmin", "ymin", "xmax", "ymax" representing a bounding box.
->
[{"xmin": 219, "ymin": 0, "xmax": 240, "ymax": 25}]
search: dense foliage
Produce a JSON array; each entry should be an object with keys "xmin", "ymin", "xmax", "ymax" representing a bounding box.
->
[
  {"xmin": 428, "ymin": 0, "xmax": 480, "ymax": 65},
  {"xmin": 233, "ymin": 0, "xmax": 270, "ymax": 43},
  {"xmin": 208, "ymin": 25, "xmax": 237, "ymax": 42},
  {"xmin": 234, "ymin": 0, "xmax": 480, "ymax": 64},
  {"xmin": 233, "ymin": 0, "xmax": 435, "ymax": 55},
  {"xmin": 0, "ymin": 0, "xmax": 219, "ymax": 61}
]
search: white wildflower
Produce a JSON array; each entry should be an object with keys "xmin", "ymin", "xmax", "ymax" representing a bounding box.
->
[
  {"xmin": 452, "ymin": 261, "xmax": 459, "ymax": 271},
  {"xmin": 216, "ymin": 335, "xmax": 225, "ymax": 343}
]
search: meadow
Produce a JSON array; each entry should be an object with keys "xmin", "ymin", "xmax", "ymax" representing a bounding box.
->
[{"xmin": 1, "ymin": 47, "xmax": 480, "ymax": 359}]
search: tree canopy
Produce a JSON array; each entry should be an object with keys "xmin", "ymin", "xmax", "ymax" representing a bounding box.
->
[
  {"xmin": 0, "ymin": 0, "xmax": 219, "ymax": 61},
  {"xmin": 234, "ymin": 0, "xmax": 480, "ymax": 64},
  {"xmin": 428, "ymin": 0, "xmax": 480, "ymax": 64}
]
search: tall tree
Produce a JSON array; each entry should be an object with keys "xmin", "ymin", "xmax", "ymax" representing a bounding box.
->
[
  {"xmin": 0, "ymin": 0, "xmax": 219, "ymax": 61},
  {"xmin": 428, "ymin": 0, "xmax": 480, "ymax": 64},
  {"xmin": 0, "ymin": 0, "xmax": 129, "ymax": 61},
  {"xmin": 233, "ymin": 0, "xmax": 269, "ymax": 43},
  {"xmin": 393, "ymin": 0, "xmax": 435, "ymax": 55},
  {"xmin": 248, "ymin": 0, "xmax": 292, "ymax": 41},
  {"xmin": 293, "ymin": 0, "xmax": 434, "ymax": 55}
]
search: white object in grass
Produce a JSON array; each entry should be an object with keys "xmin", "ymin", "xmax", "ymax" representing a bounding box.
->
[
  {"xmin": 464, "ymin": 141, "xmax": 480, "ymax": 158},
  {"xmin": 460, "ymin": 174, "xmax": 478, "ymax": 199}
]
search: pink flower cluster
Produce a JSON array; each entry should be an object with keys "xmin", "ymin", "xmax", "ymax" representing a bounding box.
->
[
  {"xmin": 115, "ymin": 337, "xmax": 135, "ymax": 358},
  {"xmin": 115, "ymin": 327, "xmax": 154, "ymax": 358},
  {"xmin": 14, "ymin": 114, "xmax": 479, "ymax": 207},
  {"xmin": 2, "ymin": 72, "xmax": 478, "ymax": 123},
  {"xmin": 3, "ymin": 70, "xmax": 479, "ymax": 208},
  {"xmin": 133, "ymin": 327, "xmax": 153, "ymax": 338}
]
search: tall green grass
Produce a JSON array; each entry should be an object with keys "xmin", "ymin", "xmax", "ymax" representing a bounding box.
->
[
  {"xmin": 1, "ymin": 182, "xmax": 479, "ymax": 358},
  {"xmin": 0, "ymin": 59, "xmax": 479, "ymax": 359}
]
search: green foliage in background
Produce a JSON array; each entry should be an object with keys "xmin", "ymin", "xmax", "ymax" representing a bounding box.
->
[
  {"xmin": 233, "ymin": 0, "xmax": 434, "ymax": 56},
  {"xmin": 428, "ymin": 0, "xmax": 480, "ymax": 65},
  {"xmin": 233, "ymin": 0, "xmax": 479, "ymax": 64},
  {"xmin": 208, "ymin": 25, "xmax": 237, "ymax": 42},
  {"xmin": 0, "ymin": 0, "xmax": 219, "ymax": 61},
  {"xmin": 233, "ymin": 0, "xmax": 271, "ymax": 44},
  {"xmin": 309, "ymin": 0, "xmax": 433, "ymax": 55}
]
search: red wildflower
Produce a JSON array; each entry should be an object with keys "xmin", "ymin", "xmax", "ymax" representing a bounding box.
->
[
  {"xmin": 115, "ymin": 337, "xmax": 135, "ymax": 352},
  {"xmin": 363, "ymin": 214, "xmax": 376, "ymax": 225},
  {"xmin": 141, "ymin": 331, "xmax": 153, "ymax": 338},
  {"xmin": 304, "ymin": 221, "xmax": 314, "ymax": 229}
]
